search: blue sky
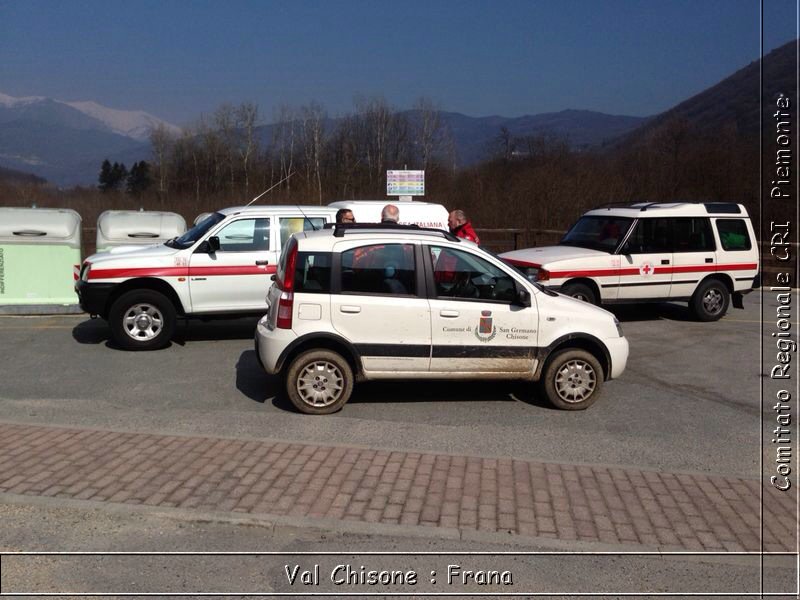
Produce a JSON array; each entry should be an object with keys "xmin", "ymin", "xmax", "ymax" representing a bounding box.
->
[{"xmin": 0, "ymin": 0, "xmax": 796, "ymax": 126}]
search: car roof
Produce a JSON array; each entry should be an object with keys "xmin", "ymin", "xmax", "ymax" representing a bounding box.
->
[
  {"xmin": 294, "ymin": 225, "xmax": 466, "ymax": 251},
  {"xmin": 216, "ymin": 205, "xmax": 337, "ymax": 217},
  {"xmin": 328, "ymin": 199, "xmax": 444, "ymax": 208},
  {"xmin": 584, "ymin": 202, "xmax": 749, "ymax": 218}
]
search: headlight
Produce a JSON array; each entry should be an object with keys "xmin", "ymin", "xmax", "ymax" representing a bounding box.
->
[
  {"xmin": 614, "ymin": 318, "xmax": 623, "ymax": 337},
  {"xmin": 80, "ymin": 262, "xmax": 92, "ymax": 281},
  {"xmin": 524, "ymin": 267, "xmax": 549, "ymax": 282}
]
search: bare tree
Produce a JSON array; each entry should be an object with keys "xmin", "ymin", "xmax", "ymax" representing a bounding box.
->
[
  {"xmin": 149, "ymin": 123, "xmax": 176, "ymax": 194},
  {"xmin": 214, "ymin": 104, "xmax": 238, "ymax": 193},
  {"xmin": 413, "ymin": 97, "xmax": 445, "ymax": 170},
  {"xmin": 273, "ymin": 105, "xmax": 296, "ymax": 194},
  {"xmin": 236, "ymin": 102, "xmax": 260, "ymax": 198},
  {"xmin": 299, "ymin": 102, "xmax": 326, "ymax": 204}
]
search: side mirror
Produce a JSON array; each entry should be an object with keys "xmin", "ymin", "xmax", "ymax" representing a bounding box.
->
[
  {"xmin": 516, "ymin": 287, "xmax": 531, "ymax": 307},
  {"xmin": 207, "ymin": 236, "xmax": 220, "ymax": 253}
]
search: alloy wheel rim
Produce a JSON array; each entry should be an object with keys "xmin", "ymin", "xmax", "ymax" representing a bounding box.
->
[
  {"xmin": 554, "ymin": 359, "xmax": 596, "ymax": 403},
  {"xmin": 123, "ymin": 303, "xmax": 163, "ymax": 341},
  {"xmin": 703, "ymin": 289, "xmax": 723, "ymax": 314},
  {"xmin": 297, "ymin": 361, "xmax": 344, "ymax": 408}
]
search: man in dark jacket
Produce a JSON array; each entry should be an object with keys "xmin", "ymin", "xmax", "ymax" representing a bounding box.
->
[{"xmin": 448, "ymin": 210, "xmax": 480, "ymax": 244}]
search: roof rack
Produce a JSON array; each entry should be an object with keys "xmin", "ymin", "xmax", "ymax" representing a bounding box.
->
[
  {"xmin": 591, "ymin": 201, "xmax": 741, "ymax": 214},
  {"xmin": 592, "ymin": 201, "xmax": 661, "ymax": 212},
  {"xmin": 323, "ymin": 222, "xmax": 461, "ymax": 242}
]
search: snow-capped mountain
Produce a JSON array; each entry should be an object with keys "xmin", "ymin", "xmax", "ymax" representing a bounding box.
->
[
  {"xmin": 0, "ymin": 92, "xmax": 180, "ymax": 141},
  {"xmin": 0, "ymin": 92, "xmax": 180, "ymax": 185},
  {"xmin": 64, "ymin": 100, "xmax": 179, "ymax": 141}
]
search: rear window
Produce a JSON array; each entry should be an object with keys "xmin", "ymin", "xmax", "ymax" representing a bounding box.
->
[
  {"xmin": 294, "ymin": 252, "xmax": 332, "ymax": 293},
  {"xmin": 716, "ymin": 219, "xmax": 751, "ymax": 251}
]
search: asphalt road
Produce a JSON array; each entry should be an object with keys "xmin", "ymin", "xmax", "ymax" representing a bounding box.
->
[{"xmin": 0, "ymin": 294, "xmax": 772, "ymax": 478}]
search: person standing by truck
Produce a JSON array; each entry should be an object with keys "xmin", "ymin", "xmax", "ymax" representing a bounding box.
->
[
  {"xmin": 381, "ymin": 204, "xmax": 400, "ymax": 223},
  {"xmin": 336, "ymin": 209, "xmax": 355, "ymax": 224},
  {"xmin": 448, "ymin": 209, "xmax": 480, "ymax": 244}
]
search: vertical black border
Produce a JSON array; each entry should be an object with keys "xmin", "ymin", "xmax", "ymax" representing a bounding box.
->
[{"xmin": 759, "ymin": 0, "xmax": 764, "ymax": 595}]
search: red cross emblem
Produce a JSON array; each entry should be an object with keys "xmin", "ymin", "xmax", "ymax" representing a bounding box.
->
[{"xmin": 639, "ymin": 263, "xmax": 653, "ymax": 276}]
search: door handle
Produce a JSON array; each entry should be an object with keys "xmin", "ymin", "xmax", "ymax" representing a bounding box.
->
[
  {"xmin": 340, "ymin": 305, "xmax": 361, "ymax": 314},
  {"xmin": 440, "ymin": 310, "xmax": 460, "ymax": 318},
  {"xmin": 661, "ymin": 259, "xmax": 670, "ymax": 265},
  {"xmin": 255, "ymin": 260, "xmax": 269, "ymax": 266},
  {"xmin": 705, "ymin": 258, "xmax": 713, "ymax": 263}
]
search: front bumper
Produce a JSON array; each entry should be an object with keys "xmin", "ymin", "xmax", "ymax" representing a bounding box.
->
[
  {"xmin": 605, "ymin": 336, "xmax": 629, "ymax": 380},
  {"xmin": 75, "ymin": 280, "xmax": 115, "ymax": 317}
]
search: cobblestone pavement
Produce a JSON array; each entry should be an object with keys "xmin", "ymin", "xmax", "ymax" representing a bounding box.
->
[{"xmin": 0, "ymin": 422, "xmax": 793, "ymax": 552}]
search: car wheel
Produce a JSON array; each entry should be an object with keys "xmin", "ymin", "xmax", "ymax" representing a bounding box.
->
[
  {"xmin": 286, "ymin": 349, "xmax": 354, "ymax": 415},
  {"xmin": 560, "ymin": 282, "xmax": 597, "ymax": 305},
  {"xmin": 541, "ymin": 349, "xmax": 603, "ymax": 410},
  {"xmin": 690, "ymin": 279, "xmax": 730, "ymax": 321},
  {"xmin": 109, "ymin": 290, "xmax": 176, "ymax": 350}
]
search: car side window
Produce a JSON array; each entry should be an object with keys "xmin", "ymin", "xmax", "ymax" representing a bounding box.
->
[
  {"xmin": 280, "ymin": 217, "xmax": 327, "ymax": 247},
  {"xmin": 340, "ymin": 243, "xmax": 416, "ymax": 296},
  {"xmin": 716, "ymin": 219, "xmax": 752, "ymax": 251},
  {"xmin": 621, "ymin": 218, "xmax": 671, "ymax": 254},
  {"xmin": 672, "ymin": 218, "xmax": 715, "ymax": 252},
  {"xmin": 214, "ymin": 218, "xmax": 270, "ymax": 252},
  {"xmin": 431, "ymin": 246, "xmax": 517, "ymax": 303}
]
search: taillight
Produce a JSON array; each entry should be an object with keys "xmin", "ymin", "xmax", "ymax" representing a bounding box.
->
[
  {"xmin": 276, "ymin": 239, "xmax": 298, "ymax": 329},
  {"xmin": 277, "ymin": 238, "xmax": 298, "ymax": 290},
  {"xmin": 276, "ymin": 291, "xmax": 294, "ymax": 329},
  {"xmin": 537, "ymin": 268, "xmax": 550, "ymax": 282}
]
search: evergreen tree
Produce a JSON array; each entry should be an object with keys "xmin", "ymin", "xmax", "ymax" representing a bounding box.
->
[
  {"xmin": 111, "ymin": 162, "xmax": 128, "ymax": 190},
  {"xmin": 98, "ymin": 159, "xmax": 114, "ymax": 192},
  {"xmin": 126, "ymin": 161, "xmax": 153, "ymax": 195}
]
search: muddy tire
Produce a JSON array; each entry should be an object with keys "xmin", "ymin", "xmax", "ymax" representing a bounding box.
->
[
  {"xmin": 285, "ymin": 349, "xmax": 354, "ymax": 414},
  {"xmin": 540, "ymin": 348, "xmax": 603, "ymax": 410}
]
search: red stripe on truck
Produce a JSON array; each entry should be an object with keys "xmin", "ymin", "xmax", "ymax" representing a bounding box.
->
[
  {"xmin": 504, "ymin": 258, "xmax": 758, "ymax": 279},
  {"xmin": 88, "ymin": 264, "xmax": 277, "ymax": 280}
]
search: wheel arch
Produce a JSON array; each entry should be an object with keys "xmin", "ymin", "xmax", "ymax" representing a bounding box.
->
[
  {"xmin": 106, "ymin": 278, "xmax": 185, "ymax": 317},
  {"xmin": 535, "ymin": 333, "xmax": 611, "ymax": 381},
  {"xmin": 276, "ymin": 332, "xmax": 363, "ymax": 378},
  {"xmin": 561, "ymin": 278, "xmax": 601, "ymax": 304},
  {"xmin": 696, "ymin": 273, "xmax": 734, "ymax": 294}
]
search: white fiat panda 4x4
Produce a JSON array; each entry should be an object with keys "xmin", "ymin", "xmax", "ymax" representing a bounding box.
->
[
  {"xmin": 501, "ymin": 202, "xmax": 759, "ymax": 321},
  {"xmin": 255, "ymin": 223, "xmax": 629, "ymax": 414}
]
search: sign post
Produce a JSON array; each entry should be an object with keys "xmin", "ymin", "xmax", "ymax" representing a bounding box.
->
[{"xmin": 387, "ymin": 170, "xmax": 424, "ymax": 201}]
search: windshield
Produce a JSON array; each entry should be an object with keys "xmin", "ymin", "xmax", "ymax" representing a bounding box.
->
[
  {"xmin": 166, "ymin": 212, "xmax": 226, "ymax": 249},
  {"xmin": 560, "ymin": 215, "xmax": 633, "ymax": 252}
]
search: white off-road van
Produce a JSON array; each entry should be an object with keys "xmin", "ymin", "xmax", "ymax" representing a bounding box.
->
[
  {"xmin": 76, "ymin": 205, "xmax": 337, "ymax": 349},
  {"xmin": 501, "ymin": 202, "xmax": 759, "ymax": 321},
  {"xmin": 255, "ymin": 223, "xmax": 628, "ymax": 413},
  {"xmin": 328, "ymin": 200, "xmax": 449, "ymax": 230}
]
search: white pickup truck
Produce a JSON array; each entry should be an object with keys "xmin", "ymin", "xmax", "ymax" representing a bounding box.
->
[{"xmin": 76, "ymin": 205, "xmax": 338, "ymax": 349}]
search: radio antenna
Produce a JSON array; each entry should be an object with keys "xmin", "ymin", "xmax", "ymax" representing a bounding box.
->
[{"xmin": 245, "ymin": 170, "xmax": 295, "ymax": 207}]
